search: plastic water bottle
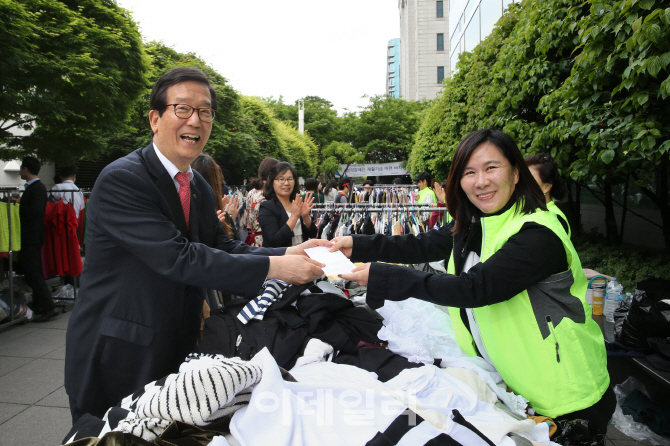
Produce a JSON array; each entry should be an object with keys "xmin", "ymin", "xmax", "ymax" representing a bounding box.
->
[{"xmin": 604, "ymin": 277, "xmax": 623, "ymax": 322}]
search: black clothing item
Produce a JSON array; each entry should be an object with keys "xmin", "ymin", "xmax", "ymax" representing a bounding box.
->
[
  {"xmin": 333, "ymin": 348, "xmax": 423, "ymax": 382},
  {"xmin": 19, "ymin": 180, "xmax": 54, "ymax": 313},
  {"xmin": 621, "ymin": 389, "xmax": 670, "ymax": 438},
  {"xmin": 199, "ymin": 299, "xmax": 311, "ymax": 369},
  {"xmin": 316, "ymin": 213, "xmax": 331, "ymax": 239},
  {"xmin": 554, "ymin": 385, "xmax": 616, "ymax": 435},
  {"xmin": 327, "ymin": 213, "xmax": 340, "ymax": 240},
  {"xmin": 352, "ymin": 198, "xmax": 568, "ymax": 311},
  {"xmin": 258, "ymin": 198, "xmax": 317, "ymax": 248},
  {"xmin": 198, "ymin": 282, "xmax": 384, "ymax": 369},
  {"xmin": 362, "ymin": 216, "xmax": 376, "ymax": 235}
]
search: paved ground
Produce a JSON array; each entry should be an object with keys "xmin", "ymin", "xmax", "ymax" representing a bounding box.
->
[{"xmin": 0, "ymin": 306, "xmax": 652, "ymax": 446}]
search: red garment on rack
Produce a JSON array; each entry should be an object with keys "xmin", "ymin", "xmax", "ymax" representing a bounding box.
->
[{"xmin": 44, "ymin": 200, "xmax": 82, "ymax": 276}]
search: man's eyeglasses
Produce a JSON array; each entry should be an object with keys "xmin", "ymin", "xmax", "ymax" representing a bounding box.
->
[
  {"xmin": 275, "ymin": 177, "xmax": 295, "ymax": 184},
  {"xmin": 166, "ymin": 104, "xmax": 216, "ymax": 122}
]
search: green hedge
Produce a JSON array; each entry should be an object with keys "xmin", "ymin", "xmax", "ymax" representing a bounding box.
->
[{"xmin": 573, "ymin": 231, "xmax": 670, "ymax": 292}]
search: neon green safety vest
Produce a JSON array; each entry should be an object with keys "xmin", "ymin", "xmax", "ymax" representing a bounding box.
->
[
  {"xmin": 418, "ymin": 187, "xmax": 438, "ymax": 205},
  {"xmin": 445, "ymin": 206, "xmax": 608, "ymax": 418},
  {"xmin": 547, "ymin": 201, "xmax": 571, "ymax": 238}
]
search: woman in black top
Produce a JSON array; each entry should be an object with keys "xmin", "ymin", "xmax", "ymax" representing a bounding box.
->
[{"xmin": 258, "ymin": 162, "xmax": 317, "ymax": 248}]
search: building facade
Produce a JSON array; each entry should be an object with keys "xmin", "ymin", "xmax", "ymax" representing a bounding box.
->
[
  {"xmin": 387, "ymin": 38, "xmax": 401, "ymax": 98},
  {"xmin": 398, "ymin": 0, "xmax": 449, "ymax": 101},
  {"xmin": 449, "ymin": 0, "xmax": 515, "ymax": 72}
]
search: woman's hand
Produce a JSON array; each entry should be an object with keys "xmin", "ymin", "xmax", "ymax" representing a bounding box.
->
[
  {"xmin": 301, "ymin": 193, "xmax": 315, "ymax": 220},
  {"xmin": 291, "ymin": 195, "xmax": 304, "ymax": 215},
  {"xmin": 339, "ymin": 263, "xmax": 371, "ymax": 286},
  {"xmin": 433, "ymin": 182, "xmax": 446, "ymax": 203},
  {"xmin": 221, "ymin": 195, "xmax": 231, "ymax": 210},
  {"xmin": 216, "ymin": 209, "xmax": 226, "ymax": 224},
  {"xmin": 330, "ymin": 236, "xmax": 353, "ymax": 258},
  {"xmin": 225, "ymin": 195, "xmax": 242, "ymax": 221}
]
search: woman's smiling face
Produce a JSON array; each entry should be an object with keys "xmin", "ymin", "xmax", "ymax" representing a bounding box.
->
[{"xmin": 460, "ymin": 142, "xmax": 519, "ymax": 215}]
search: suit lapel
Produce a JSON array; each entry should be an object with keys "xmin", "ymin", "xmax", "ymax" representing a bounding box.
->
[
  {"xmin": 276, "ymin": 199, "xmax": 289, "ymax": 226},
  {"xmin": 142, "ymin": 144, "xmax": 189, "ymax": 239}
]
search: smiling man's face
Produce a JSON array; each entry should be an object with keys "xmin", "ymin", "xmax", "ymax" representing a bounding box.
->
[{"xmin": 149, "ymin": 81, "xmax": 212, "ymax": 171}]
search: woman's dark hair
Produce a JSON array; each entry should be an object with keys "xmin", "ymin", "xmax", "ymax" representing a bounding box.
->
[
  {"xmin": 323, "ymin": 179, "xmax": 338, "ymax": 195},
  {"xmin": 191, "ymin": 153, "xmax": 235, "ymax": 237},
  {"xmin": 338, "ymin": 177, "xmax": 352, "ymax": 190},
  {"xmin": 249, "ymin": 177, "xmax": 263, "ymax": 190},
  {"xmin": 362, "ymin": 179, "xmax": 375, "ymax": 187},
  {"xmin": 258, "ymin": 157, "xmax": 279, "ymax": 183},
  {"xmin": 525, "ymin": 153, "xmax": 567, "ymax": 201},
  {"xmin": 304, "ymin": 178, "xmax": 320, "ymax": 192},
  {"xmin": 445, "ymin": 129, "xmax": 546, "ymax": 234},
  {"xmin": 264, "ymin": 162, "xmax": 299, "ymax": 201}
]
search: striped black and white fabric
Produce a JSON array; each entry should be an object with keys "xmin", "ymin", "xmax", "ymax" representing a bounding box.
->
[
  {"xmin": 237, "ymin": 279, "xmax": 291, "ymax": 324},
  {"xmin": 63, "ymin": 354, "xmax": 263, "ymax": 444}
]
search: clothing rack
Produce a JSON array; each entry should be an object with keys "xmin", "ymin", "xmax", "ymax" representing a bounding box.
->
[
  {"xmin": 0, "ymin": 187, "xmax": 24, "ymax": 332},
  {"xmin": 46, "ymin": 189, "xmax": 83, "ymax": 305},
  {"xmin": 357, "ymin": 184, "xmax": 419, "ymax": 188},
  {"xmin": 312, "ymin": 202, "xmax": 432, "ymax": 208},
  {"xmin": 313, "ymin": 206, "xmax": 446, "ymax": 213}
]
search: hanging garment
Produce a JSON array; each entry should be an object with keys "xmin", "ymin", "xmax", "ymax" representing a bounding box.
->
[
  {"xmin": 0, "ymin": 202, "xmax": 21, "ymax": 254},
  {"xmin": 43, "ymin": 200, "xmax": 82, "ymax": 276}
]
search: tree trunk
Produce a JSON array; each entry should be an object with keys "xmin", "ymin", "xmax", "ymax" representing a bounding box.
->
[
  {"xmin": 575, "ymin": 182, "xmax": 582, "ymax": 235},
  {"xmin": 618, "ymin": 173, "xmax": 630, "ymax": 244},
  {"xmin": 633, "ymin": 154, "xmax": 670, "ymax": 253},
  {"xmin": 602, "ymin": 182, "xmax": 619, "ymax": 245}
]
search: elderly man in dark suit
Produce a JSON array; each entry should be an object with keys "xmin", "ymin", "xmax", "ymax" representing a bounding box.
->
[
  {"xmin": 64, "ymin": 67, "xmax": 327, "ymax": 423},
  {"xmin": 19, "ymin": 156, "xmax": 58, "ymax": 322}
]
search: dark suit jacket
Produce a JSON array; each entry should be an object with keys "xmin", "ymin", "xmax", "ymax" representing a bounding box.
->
[
  {"xmin": 19, "ymin": 179, "xmax": 47, "ymax": 246},
  {"xmin": 64, "ymin": 143, "xmax": 285, "ymax": 419},
  {"xmin": 258, "ymin": 198, "xmax": 317, "ymax": 248}
]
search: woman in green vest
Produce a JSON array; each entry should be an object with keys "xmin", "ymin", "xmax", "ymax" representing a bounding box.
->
[
  {"xmin": 414, "ymin": 171, "xmax": 439, "ymax": 227},
  {"xmin": 332, "ymin": 129, "xmax": 614, "ymax": 440}
]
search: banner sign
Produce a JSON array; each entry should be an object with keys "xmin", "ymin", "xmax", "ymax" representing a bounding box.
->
[{"xmin": 337, "ymin": 162, "xmax": 409, "ymax": 178}]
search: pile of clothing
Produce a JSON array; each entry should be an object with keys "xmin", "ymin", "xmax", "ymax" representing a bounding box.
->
[{"xmin": 63, "ymin": 281, "xmax": 562, "ymax": 446}]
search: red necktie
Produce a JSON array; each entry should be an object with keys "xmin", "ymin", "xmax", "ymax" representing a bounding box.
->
[{"xmin": 175, "ymin": 172, "xmax": 190, "ymax": 230}]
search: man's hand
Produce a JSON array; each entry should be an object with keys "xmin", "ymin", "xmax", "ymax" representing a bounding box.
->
[
  {"xmin": 329, "ymin": 236, "xmax": 353, "ymax": 258},
  {"xmin": 339, "ymin": 263, "xmax": 371, "ymax": 286},
  {"xmin": 286, "ymin": 238, "xmax": 333, "ymax": 256},
  {"xmin": 267, "ymin": 255, "xmax": 325, "ymax": 285}
]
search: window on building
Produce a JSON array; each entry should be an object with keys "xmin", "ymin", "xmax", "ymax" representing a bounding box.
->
[
  {"xmin": 437, "ymin": 1, "xmax": 444, "ymax": 17},
  {"xmin": 480, "ymin": 0, "xmax": 502, "ymax": 39},
  {"xmin": 464, "ymin": 7, "xmax": 480, "ymax": 52},
  {"xmin": 437, "ymin": 33, "xmax": 444, "ymax": 51},
  {"xmin": 438, "ymin": 66, "xmax": 445, "ymax": 83},
  {"xmin": 464, "ymin": 0, "xmax": 475, "ymax": 23},
  {"xmin": 451, "ymin": 50, "xmax": 459, "ymax": 73}
]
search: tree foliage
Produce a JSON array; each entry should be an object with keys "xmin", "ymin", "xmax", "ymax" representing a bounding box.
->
[
  {"xmin": 321, "ymin": 141, "xmax": 365, "ymax": 177},
  {"xmin": 349, "ymin": 95, "xmax": 430, "ymax": 163},
  {"xmin": 408, "ymin": 0, "xmax": 670, "ymax": 250},
  {"xmin": 0, "ymin": 0, "xmax": 148, "ymax": 162},
  {"xmin": 264, "ymin": 95, "xmax": 340, "ymax": 151}
]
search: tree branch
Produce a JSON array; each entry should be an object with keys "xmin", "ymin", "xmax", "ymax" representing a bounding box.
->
[{"xmin": 0, "ymin": 118, "xmax": 35, "ymax": 132}]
